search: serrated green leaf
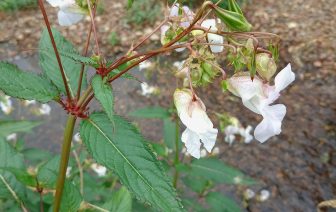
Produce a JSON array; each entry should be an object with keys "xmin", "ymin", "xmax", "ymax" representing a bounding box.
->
[
  {"xmin": 182, "ymin": 198, "xmax": 204, "ymax": 212},
  {"xmin": 92, "ymin": 75, "xmax": 114, "ymax": 122},
  {"xmin": 103, "ymin": 187, "xmax": 132, "ymax": 212},
  {"xmin": 37, "ymin": 156, "xmax": 82, "ymax": 212},
  {"xmin": 206, "ymin": 192, "xmax": 241, "ymax": 212},
  {"xmin": 108, "ymin": 68, "xmax": 138, "ymax": 81},
  {"xmin": 0, "ymin": 62, "xmax": 59, "ymax": 102},
  {"xmin": 0, "ymin": 120, "xmax": 41, "ymax": 138},
  {"xmin": 0, "ymin": 167, "xmax": 36, "ymax": 187},
  {"xmin": 189, "ymin": 158, "xmax": 255, "ymax": 185},
  {"xmin": 80, "ymin": 113, "xmax": 183, "ymax": 211},
  {"xmin": 0, "ymin": 139, "xmax": 26, "ymax": 203},
  {"xmin": 39, "ymin": 28, "xmax": 87, "ymax": 98},
  {"xmin": 129, "ymin": 106, "xmax": 171, "ymax": 119},
  {"xmin": 182, "ymin": 175, "xmax": 212, "ymax": 194}
]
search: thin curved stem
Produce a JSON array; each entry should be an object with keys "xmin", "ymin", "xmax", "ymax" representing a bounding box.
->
[
  {"xmin": 38, "ymin": 0, "xmax": 73, "ymax": 103},
  {"xmin": 53, "ymin": 115, "xmax": 77, "ymax": 212}
]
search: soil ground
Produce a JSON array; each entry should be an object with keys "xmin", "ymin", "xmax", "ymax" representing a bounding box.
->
[{"xmin": 0, "ymin": 0, "xmax": 335, "ymax": 211}]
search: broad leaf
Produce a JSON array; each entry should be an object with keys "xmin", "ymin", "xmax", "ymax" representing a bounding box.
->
[
  {"xmin": 80, "ymin": 113, "xmax": 183, "ymax": 211},
  {"xmin": 0, "ymin": 120, "xmax": 41, "ymax": 137},
  {"xmin": 39, "ymin": 28, "xmax": 87, "ymax": 98},
  {"xmin": 0, "ymin": 62, "xmax": 59, "ymax": 102},
  {"xmin": 92, "ymin": 75, "xmax": 114, "ymax": 122},
  {"xmin": 103, "ymin": 187, "xmax": 132, "ymax": 212},
  {"xmin": 0, "ymin": 140, "xmax": 26, "ymax": 203},
  {"xmin": 189, "ymin": 158, "xmax": 255, "ymax": 185},
  {"xmin": 163, "ymin": 118, "xmax": 181, "ymax": 151},
  {"xmin": 37, "ymin": 156, "xmax": 82, "ymax": 212},
  {"xmin": 129, "ymin": 106, "xmax": 171, "ymax": 119},
  {"xmin": 0, "ymin": 167, "xmax": 36, "ymax": 187},
  {"xmin": 206, "ymin": 192, "xmax": 241, "ymax": 212}
]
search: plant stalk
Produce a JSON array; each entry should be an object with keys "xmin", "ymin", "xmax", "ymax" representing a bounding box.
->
[
  {"xmin": 38, "ymin": 0, "xmax": 73, "ymax": 103},
  {"xmin": 173, "ymin": 118, "xmax": 180, "ymax": 188},
  {"xmin": 53, "ymin": 115, "xmax": 77, "ymax": 212}
]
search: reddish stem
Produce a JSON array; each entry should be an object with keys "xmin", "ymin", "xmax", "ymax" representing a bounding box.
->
[{"xmin": 38, "ymin": 0, "xmax": 73, "ymax": 104}]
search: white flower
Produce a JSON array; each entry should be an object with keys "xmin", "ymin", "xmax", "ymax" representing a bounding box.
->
[
  {"xmin": 39, "ymin": 104, "xmax": 51, "ymax": 115},
  {"xmin": 169, "ymin": 3, "xmax": 194, "ymax": 28},
  {"xmin": 173, "ymin": 60, "xmax": 185, "ymax": 70},
  {"xmin": 46, "ymin": 0, "xmax": 86, "ymax": 26},
  {"xmin": 23, "ymin": 100, "xmax": 36, "ymax": 106},
  {"xmin": 174, "ymin": 89, "xmax": 218, "ymax": 159},
  {"xmin": 6, "ymin": 133, "xmax": 17, "ymax": 141},
  {"xmin": 73, "ymin": 132, "xmax": 81, "ymax": 143},
  {"xmin": 239, "ymin": 125, "xmax": 253, "ymax": 143},
  {"xmin": 139, "ymin": 61, "xmax": 152, "ymax": 71},
  {"xmin": 212, "ymin": 147, "xmax": 220, "ymax": 155},
  {"xmin": 90, "ymin": 163, "xmax": 107, "ymax": 177},
  {"xmin": 227, "ymin": 64, "xmax": 295, "ymax": 142},
  {"xmin": 0, "ymin": 95, "xmax": 13, "ymax": 115},
  {"xmin": 244, "ymin": 188, "xmax": 255, "ymax": 200},
  {"xmin": 200, "ymin": 149, "xmax": 207, "ymax": 158},
  {"xmin": 140, "ymin": 83, "xmax": 158, "ymax": 97},
  {"xmin": 161, "ymin": 4, "xmax": 194, "ymax": 52},
  {"xmin": 66, "ymin": 166, "xmax": 72, "ymax": 177},
  {"xmin": 259, "ymin": 189, "xmax": 271, "ymax": 201},
  {"xmin": 201, "ymin": 19, "xmax": 224, "ymax": 53},
  {"xmin": 224, "ymin": 125, "xmax": 239, "ymax": 144}
]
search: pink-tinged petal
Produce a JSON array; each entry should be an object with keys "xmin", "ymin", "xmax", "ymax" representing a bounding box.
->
[
  {"xmin": 201, "ymin": 19, "xmax": 224, "ymax": 53},
  {"xmin": 181, "ymin": 129, "xmax": 201, "ymax": 159},
  {"xmin": 254, "ymin": 104, "xmax": 286, "ymax": 142},
  {"xmin": 58, "ymin": 10, "xmax": 83, "ymax": 26},
  {"xmin": 47, "ymin": 0, "xmax": 75, "ymax": 7},
  {"xmin": 274, "ymin": 63, "xmax": 295, "ymax": 92},
  {"xmin": 169, "ymin": 3, "xmax": 180, "ymax": 17},
  {"xmin": 199, "ymin": 128, "xmax": 218, "ymax": 153}
]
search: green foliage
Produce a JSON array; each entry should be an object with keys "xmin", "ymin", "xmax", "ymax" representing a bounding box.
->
[
  {"xmin": 0, "ymin": 120, "xmax": 41, "ymax": 137},
  {"xmin": 39, "ymin": 28, "xmax": 88, "ymax": 98},
  {"xmin": 37, "ymin": 156, "xmax": 82, "ymax": 212},
  {"xmin": 0, "ymin": 139, "xmax": 26, "ymax": 206},
  {"xmin": 214, "ymin": 5, "xmax": 252, "ymax": 32},
  {"xmin": 129, "ymin": 106, "xmax": 171, "ymax": 119},
  {"xmin": 206, "ymin": 192, "xmax": 241, "ymax": 212},
  {"xmin": 0, "ymin": 0, "xmax": 36, "ymax": 12},
  {"xmin": 92, "ymin": 75, "xmax": 114, "ymax": 122},
  {"xmin": 125, "ymin": 0, "xmax": 162, "ymax": 25},
  {"xmin": 80, "ymin": 113, "xmax": 183, "ymax": 211},
  {"xmin": 127, "ymin": 0, "xmax": 134, "ymax": 9},
  {"xmin": 0, "ymin": 62, "xmax": 59, "ymax": 103},
  {"xmin": 188, "ymin": 158, "xmax": 255, "ymax": 185},
  {"xmin": 103, "ymin": 187, "xmax": 132, "ymax": 212}
]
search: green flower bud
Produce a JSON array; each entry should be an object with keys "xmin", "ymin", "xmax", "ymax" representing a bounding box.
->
[
  {"xmin": 256, "ymin": 53, "xmax": 277, "ymax": 81},
  {"xmin": 228, "ymin": 0, "xmax": 243, "ymax": 15},
  {"xmin": 214, "ymin": 5, "xmax": 252, "ymax": 32}
]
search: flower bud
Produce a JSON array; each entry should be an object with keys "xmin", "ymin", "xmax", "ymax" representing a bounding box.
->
[
  {"xmin": 214, "ymin": 5, "xmax": 252, "ymax": 32},
  {"xmin": 175, "ymin": 67, "xmax": 189, "ymax": 79},
  {"xmin": 256, "ymin": 53, "xmax": 277, "ymax": 81}
]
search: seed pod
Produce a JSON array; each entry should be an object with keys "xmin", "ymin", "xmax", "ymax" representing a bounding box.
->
[
  {"xmin": 228, "ymin": 0, "xmax": 243, "ymax": 15},
  {"xmin": 214, "ymin": 5, "xmax": 252, "ymax": 32},
  {"xmin": 256, "ymin": 53, "xmax": 277, "ymax": 81}
]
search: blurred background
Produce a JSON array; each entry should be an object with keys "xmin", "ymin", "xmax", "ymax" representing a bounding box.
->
[{"xmin": 0, "ymin": 0, "xmax": 335, "ymax": 211}]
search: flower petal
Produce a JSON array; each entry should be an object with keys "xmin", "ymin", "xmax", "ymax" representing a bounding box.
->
[
  {"xmin": 181, "ymin": 128, "xmax": 201, "ymax": 159},
  {"xmin": 199, "ymin": 128, "xmax": 218, "ymax": 153},
  {"xmin": 58, "ymin": 10, "xmax": 83, "ymax": 26},
  {"xmin": 254, "ymin": 104, "xmax": 286, "ymax": 142},
  {"xmin": 274, "ymin": 63, "xmax": 295, "ymax": 92},
  {"xmin": 201, "ymin": 19, "xmax": 224, "ymax": 53}
]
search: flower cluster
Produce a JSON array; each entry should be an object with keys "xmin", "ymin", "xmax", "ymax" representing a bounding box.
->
[{"xmin": 164, "ymin": 4, "xmax": 295, "ymax": 158}]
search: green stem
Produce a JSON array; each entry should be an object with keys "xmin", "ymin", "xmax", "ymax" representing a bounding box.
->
[
  {"xmin": 173, "ymin": 118, "xmax": 180, "ymax": 188},
  {"xmin": 53, "ymin": 115, "xmax": 77, "ymax": 212}
]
